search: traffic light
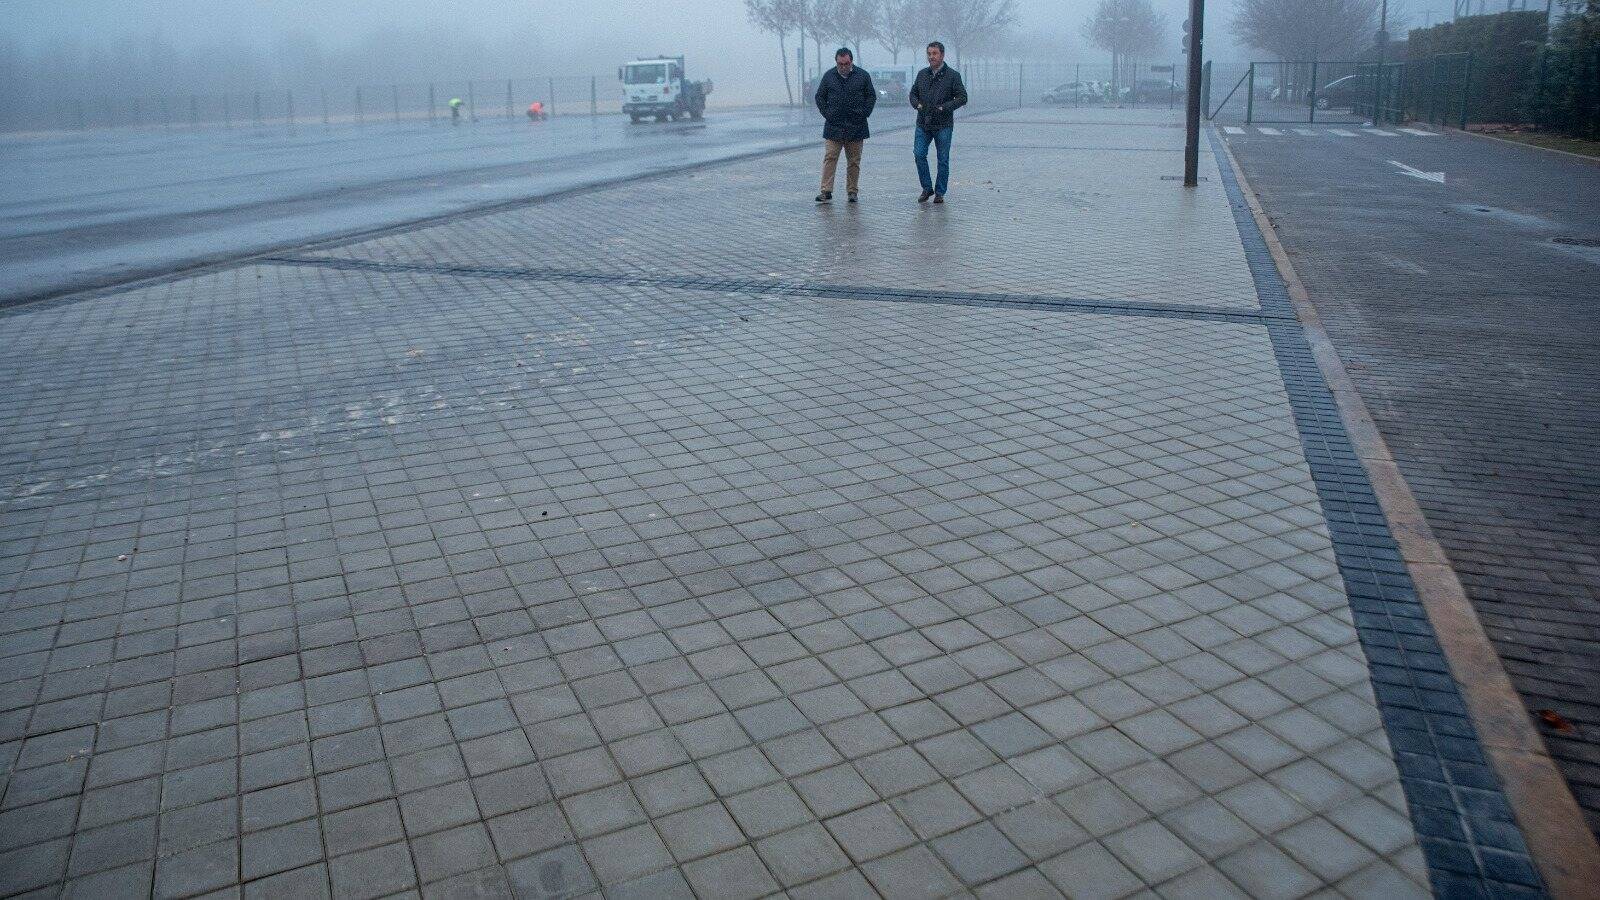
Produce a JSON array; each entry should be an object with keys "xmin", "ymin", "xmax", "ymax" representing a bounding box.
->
[{"xmin": 1182, "ymin": 19, "xmax": 1192, "ymax": 53}]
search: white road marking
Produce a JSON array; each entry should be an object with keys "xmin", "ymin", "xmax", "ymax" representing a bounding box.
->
[
  {"xmin": 1365, "ymin": 129, "xmax": 1399, "ymax": 136},
  {"xmin": 1398, "ymin": 127, "xmax": 1437, "ymax": 136},
  {"xmin": 1222, "ymin": 126, "xmax": 1245, "ymax": 134},
  {"xmin": 1257, "ymin": 127, "xmax": 1283, "ymax": 135},
  {"xmin": 1329, "ymin": 128, "xmax": 1357, "ymax": 136},
  {"xmin": 1293, "ymin": 128, "xmax": 1318, "ymax": 136},
  {"xmin": 1389, "ymin": 160, "xmax": 1446, "ymax": 184}
]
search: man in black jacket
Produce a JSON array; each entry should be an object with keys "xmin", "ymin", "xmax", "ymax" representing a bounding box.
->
[
  {"xmin": 908, "ymin": 41, "xmax": 967, "ymax": 203},
  {"xmin": 814, "ymin": 47, "xmax": 876, "ymax": 203}
]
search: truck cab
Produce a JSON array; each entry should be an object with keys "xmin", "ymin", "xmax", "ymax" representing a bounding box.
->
[{"xmin": 620, "ymin": 56, "xmax": 710, "ymax": 123}]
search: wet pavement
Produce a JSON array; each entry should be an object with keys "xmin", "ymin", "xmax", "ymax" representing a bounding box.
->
[
  {"xmin": 0, "ymin": 107, "xmax": 1547, "ymax": 897},
  {"xmin": 0, "ymin": 107, "xmax": 858, "ymax": 307}
]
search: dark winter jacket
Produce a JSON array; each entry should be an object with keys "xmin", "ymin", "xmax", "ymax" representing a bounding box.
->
[
  {"xmin": 815, "ymin": 65, "xmax": 877, "ymax": 142},
  {"xmin": 909, "ymin": 64, "xmax": 968, "ymax": 131}
]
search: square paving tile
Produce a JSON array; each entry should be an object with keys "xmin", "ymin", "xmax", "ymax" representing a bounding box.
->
[{"xmin": 0, "ymin": 108, "xmax": 1435, "ymax": 899}]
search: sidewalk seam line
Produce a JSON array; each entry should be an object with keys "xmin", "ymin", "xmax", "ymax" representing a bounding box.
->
[
  {"xmin": 2, "ymin": 109, "xmax": 1012, "ymax": 316},
  {"xmin": 1214, "ymin": 128, "xmax": 1600, "ymax": 899},
  {"xmin": 259, "ymin": 255, "xmax": 1282, "ymax": 326}
]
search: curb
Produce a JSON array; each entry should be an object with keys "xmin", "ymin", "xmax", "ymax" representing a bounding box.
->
[
  {"xmin": 1214, "ymin": 130, "xmax": 1600, "ymax": 900},
  {"xmin": 1443, "ymin": 125, "xmax": 1600, "ymax": 166}
]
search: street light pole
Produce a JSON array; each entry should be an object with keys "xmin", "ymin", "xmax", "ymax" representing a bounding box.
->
[
  {"xmin": 1182, "ymin": 0, "xmax": 1206, "ymax": 185},
  {"xmin": 1372, "ymin": 0, "xmax": 1390, "ymax": 124}
]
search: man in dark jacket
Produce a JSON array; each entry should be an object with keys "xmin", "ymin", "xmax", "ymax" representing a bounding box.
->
[
  {"xmin": 908, "ymin": 41, "xmax": 967, "ymax": 203},
  {"xmin": 814, "ymin": 47, "xmax": 876, "ymax": 203}
]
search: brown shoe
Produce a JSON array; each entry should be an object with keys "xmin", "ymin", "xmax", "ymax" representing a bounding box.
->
[
  {"xmin": 933, "ymin": 194, "xmax": 944, "ymax": 204},
  {"xmin": 918, "ymin": 190, "xmax": 933, "ymax": 202}
]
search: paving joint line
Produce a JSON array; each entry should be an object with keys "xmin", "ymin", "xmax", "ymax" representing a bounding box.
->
[
  {"xmin": 261, "ymin": 254, "xmax": 1285, "ymax": 325},
  {"xmin": 1211, "ymin": 126, "xmax": 1585, "ymax": 897},
  {"xmin": 0, "ymin": 106, "xmax": 1021, "ymax": 316}
]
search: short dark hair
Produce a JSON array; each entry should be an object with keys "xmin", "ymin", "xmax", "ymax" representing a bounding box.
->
[
  {"xmin": 927, "ymin": 41, "xmax": 945, "ymax": 53},
  {"xmin": 835, "ymin": 47, "xmax": 853, "ymax": 59}
]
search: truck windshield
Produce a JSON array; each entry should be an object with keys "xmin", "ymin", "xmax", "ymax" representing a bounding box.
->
[{"xmin": 626, "ymin": 65, "xmax": 667, "ymax": 85}]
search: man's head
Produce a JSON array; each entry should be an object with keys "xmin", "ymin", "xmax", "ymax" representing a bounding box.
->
[
  {"xmin": 835, "ymin": 47, "xmax": 853, "ymax": 72},
  {"xmin": 926, "ymin": 42, "xmax": 945, "ymax": 68}
]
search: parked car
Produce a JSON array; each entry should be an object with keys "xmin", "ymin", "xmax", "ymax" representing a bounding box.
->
[
  {"xmin": 1311, "ymin": 73, "xmax": 1375, "ymax": 109},
  {"xmin": 1040, "ymin": 81, "xmax": 1102, "ymax": 104},
  {"xmin": 1131, "ymin": 78, "xmax": 1182, "ymax": 103},
  {"xmin": 870, "ymin": 65, "xmax": 918, "ymax": 101}
]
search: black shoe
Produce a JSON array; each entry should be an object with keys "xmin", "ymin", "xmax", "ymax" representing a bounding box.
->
[
  {"xmin": 918, "ymin": 190, "xmax": 933, "ymax": 202},
  {"xmin": 815, "ymin": 192, "xmax": 832, "ymax": 203},
  {"xmin": 933, "ymin": 194, "xmax": 944, "ymax": 204},
  {"xmin": 848, "ymin": 193, "xmax": 858, "ymax": 203}
]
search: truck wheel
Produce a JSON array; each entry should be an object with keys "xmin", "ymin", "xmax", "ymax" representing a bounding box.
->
[{"xmin": 630, "ymin": 114, "xmax": 642, "ymax": 124}]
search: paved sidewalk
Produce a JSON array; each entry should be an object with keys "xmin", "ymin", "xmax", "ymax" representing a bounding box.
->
[{"xmin": 0, "ymin": 108, "xmax": 1536, "ymax": 897}]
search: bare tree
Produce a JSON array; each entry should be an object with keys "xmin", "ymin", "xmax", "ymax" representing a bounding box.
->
[
  {"xmin": 1232, "ymin": 0, "xmax": 1383, "ymax": 60},
  {"xmin": 747, "ymin": 0, "xmax": 798, "ymax": 105},
  {"xmin": 831, "ymin": 0, "xmax": 883, "ymax": 64},
  {"xmin": 875, "ymin": 0, "xmax": 926, "ymax": 63},
  {"xmin": 923, "ymin": 0, "xmax": 1019, "ymax": 64},
  {"xmin": 1082, "ymin": 0, "xmax": 1167, "ymax": 96},
  {"xmin": 802, "ymin": 0, "xmax": 837, "ymax": 83}
]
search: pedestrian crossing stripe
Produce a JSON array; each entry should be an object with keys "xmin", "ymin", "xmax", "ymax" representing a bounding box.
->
[{"xmin": 1218, "ymin": 125, "xmax": 1440, "ymax": 138}]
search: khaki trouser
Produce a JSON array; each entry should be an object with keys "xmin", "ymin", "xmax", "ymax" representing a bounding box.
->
[{"xmin": 821, "ymin": 139, "xmax": 864, "ymax": 194}]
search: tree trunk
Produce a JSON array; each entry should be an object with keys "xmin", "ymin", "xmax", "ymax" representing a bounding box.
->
[{"xmin": 780, "ymin": 32, "xmax": 794, "ymax": 106}]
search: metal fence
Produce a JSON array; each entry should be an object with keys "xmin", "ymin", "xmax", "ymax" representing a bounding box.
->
[
  {"xmin": 2, "ymin": 75, "xmax": 620, "ymax": 133},
  {"xmin": 3, "ymin": 59, "xmax": 1205, "ymax": 135},
  {"xmin": 1205, "ymin": 55, "xmax": 1476, "ymax": 128}
]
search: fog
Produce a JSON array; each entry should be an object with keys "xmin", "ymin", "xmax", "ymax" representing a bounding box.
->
[{"xmin": 3, "ymin": 0, "xmax": 1248, "ymax": 118}]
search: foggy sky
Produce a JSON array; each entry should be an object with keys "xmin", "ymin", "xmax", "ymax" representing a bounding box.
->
[{"xmin": 7, "ymin": 0, "xmax": 1254, "ymax": 106}]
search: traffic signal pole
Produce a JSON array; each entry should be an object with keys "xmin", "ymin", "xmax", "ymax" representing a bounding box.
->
[{"xmin": 1182, "ymin": 0, "xmax": 1206, "ymax": 186}]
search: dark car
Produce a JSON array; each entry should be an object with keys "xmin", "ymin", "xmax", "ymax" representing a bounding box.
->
[{"xmin": 1311, "ymin": 73, "xmax": 1376, "ymax": 109}]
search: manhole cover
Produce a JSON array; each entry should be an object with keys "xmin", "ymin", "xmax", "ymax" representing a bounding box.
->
[{"xmin": 1553, "ymin": 237, "xmax": 1600, "ymax": 247}]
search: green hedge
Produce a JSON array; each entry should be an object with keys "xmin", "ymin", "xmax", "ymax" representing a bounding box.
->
[
  {"xmin": 1529, "ymin": 1, "xmax": 1600, "ymax": 138},
  {"xmin": 1408, "ymin": 11, "xmax": 1546, "ymax": 122}
]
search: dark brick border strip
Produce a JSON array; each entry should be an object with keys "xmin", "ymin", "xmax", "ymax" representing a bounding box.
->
[
  {"xmin": 1209, "ymin": 128, "xmax": 1553, "ymax": 898},
  {"xmin": 262, "ymin": 254, "xmax": 1288, "ymax": 326}
]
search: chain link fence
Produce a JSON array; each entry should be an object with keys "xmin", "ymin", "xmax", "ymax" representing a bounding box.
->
[
  {"xmin": 1205, "ymin": 57, "xmax": 1475, "ymax": 127},
  {"xmin": 1, "ymin": 75, "xmax": 622, "ymax": 133},
  {"xmin": 4, "ymin": 59, "xmax": 1208, "ymax": 135}
]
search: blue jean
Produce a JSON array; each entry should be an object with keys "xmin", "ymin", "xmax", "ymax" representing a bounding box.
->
[{"xmin": 914, "ymin": 126, "xmax": 953, "ymax": 195}]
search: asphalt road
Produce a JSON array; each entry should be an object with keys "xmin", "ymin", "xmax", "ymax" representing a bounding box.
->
[
  {"xmin": 0, "ymin": 106, "xmax": 892, "ymax": 306},
  {"xmin": 1224, "ymin": 125, "xmax": 1600, "ymax": 835}
]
